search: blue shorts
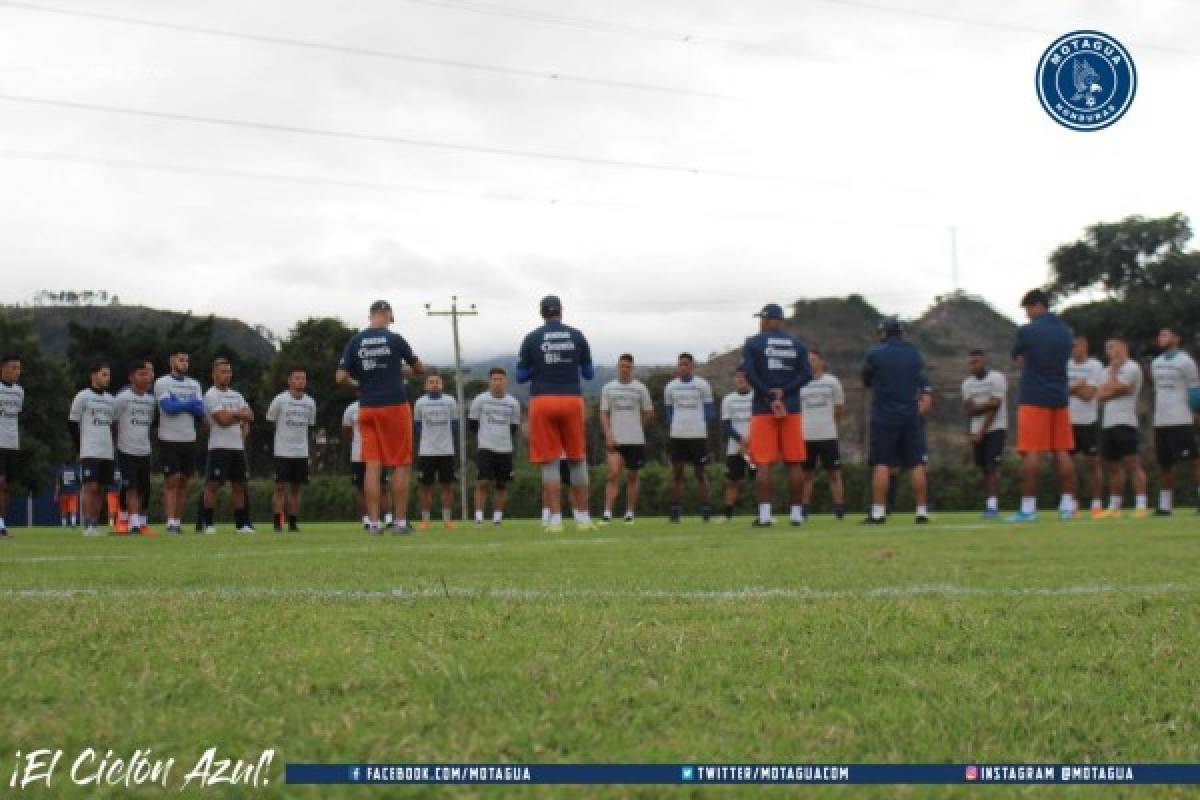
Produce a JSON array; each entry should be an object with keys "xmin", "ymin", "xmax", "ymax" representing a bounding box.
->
[{"xmin": 869, "ymin": 421, "xmax": 926, "ymax": 469}]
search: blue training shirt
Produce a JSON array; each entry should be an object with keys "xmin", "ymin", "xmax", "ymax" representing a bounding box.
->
[
  {"xmin": 339, "ymin": 327, "xmax": 418, "ymax": 408},
  {"xmin": 862, "ymin": 337, "xmax": 926, "ymax": 427},
  {"xmin": 516, "ymin": 321, "xmax": 592, "ymax": 396},
  {"xmin": 741, "ymin": 329, "xmax": 811, "ymax": 414},
  {"xmin": 1011, "ymin": 312, "xmax": 1072, "ymax": 408}
]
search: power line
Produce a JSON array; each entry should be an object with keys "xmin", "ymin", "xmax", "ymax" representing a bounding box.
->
[
  {"xmin": 0, "ymin": 93, "xmax": 919, "ymax": 191},
  {"xmin": 0, "ymin": 0, "xmax": 735, "ymax": 101},
  {"xmin": 0, "ymin": 147, "xmax": 944, "ymax": 228}
]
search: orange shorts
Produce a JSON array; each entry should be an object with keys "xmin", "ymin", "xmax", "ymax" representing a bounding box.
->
[
  {"xmin": 59, "ymin": 495, "xmax": 78, "ymax": 513},
  {"xmin": 107, "ymin": 492, "xmax": 119, "ymax": 515},
  {"xmin": 1016, "ymin": 404, "xmax": 1074, "ymax": 453},
  {"xmin": 749, "ymin": 413, "xmax": 806, "ymax": 465},
  {"xmin": 529, "ymin": 395, "xmax": 586, "ymax": 463},
  {"xmin": 359, "ymin": 403, "xmax": 414, "ymax": 467}
]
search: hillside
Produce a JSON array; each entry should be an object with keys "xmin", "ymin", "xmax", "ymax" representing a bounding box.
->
[{"xmin": 6, "ymin": 304, "xmax": 277, "ymax": 361}]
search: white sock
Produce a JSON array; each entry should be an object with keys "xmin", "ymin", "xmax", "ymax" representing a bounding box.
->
[
  {"xmin": 1135, "ymin": 494, "xmax": 1147, "ymax": 510},
  {"xmin": 1059, "ymin": 493, "xmax": 1075, "ymax": 512},
  {"xmin": 396, "ymin": 518, "xmax": 407, "ymax": 529},
  {"xmin": 871, "ymin": 504, "xmax": 886, "ymax": 520},
  {"xmin": 1091, "ymin": 497, "xmax": 1102, "ymax": 510},
  {"xmin": 916, "ymin": 504, "xmax": 928, "ymax": 517},
  {"xmin": 758, "ymin": 502, "xmax": 772, "ymax": 523},
  {"xmin": 789, "ymin": 505, "xmax": 803, "ymax": 522},
  {"xmin": 421, "ymin": 510, "xmax": 431, "ymax": 521},
  {"xmin": 362, "ymin": 514, "xmax": 370, "ymax": 525},
  {"xmin": 474, "ymin": 510, "xmax": 483, "ymax": 522},
  {"xmin": 624, "ymin": 511, "xmax": 634, "ymax": 519},
  {"xmin": 985, "ymin": 496, "xmax": 998, "ymax": 511},
  {"xmin": 602, "ymin": 510, "xmax": 612, "ymax": 520},
  {"xmin": 541, "ymin": 508, "xmax": 550, "ymax": 525},
  {"xmin": 1108, "ymin": 495, "xmax": 1122, "ymax": 510},
  {"xmin": 1020, "ymin": 496, "xmax": 1036, "ymax": 514},
  {"xmin": 493, "ymin": 510, "xmax": 503, "ymax": 522},
  {"xmin": 384, "ymin": 512, "xmax": 393, "ymax": 525},
  {"xmin": 1159, "ymin": 490, "xmax": 1172, "ymax": 511},
  {"xmin": 0, "ymin": 517, "xmax": 5, "ymax": 528},
  {"xmin": 573, "ymin": 510, "xmax": 592, "ymax": 525},
  {"xmin": 441, "ymin": 508, "xmax": 451, "ymax": 522},
  {"xmin": 550, "ymin": 512, "xmax": 562, "ymax": 526},
  {"xmin": 169, "ymin": 517, "xmax": 179, "ymax": 528}
]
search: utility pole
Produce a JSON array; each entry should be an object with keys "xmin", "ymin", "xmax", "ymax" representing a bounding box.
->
[
  {"xmin": 425, "ymin": 296, "xmax": 478, "ymax": 521},
  {"xmin": 949, "ymin": 226, "xmax": 960, "ymax": 293}
]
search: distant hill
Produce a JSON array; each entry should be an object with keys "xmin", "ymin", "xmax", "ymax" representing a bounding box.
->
[{"xmin": 6, "ymin": 304, "xmax": 278, "ymax": 362}]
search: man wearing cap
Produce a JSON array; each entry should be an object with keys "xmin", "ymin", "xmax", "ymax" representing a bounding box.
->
[
  {"xmin": 741, "ymin": 303, "xmax": 811, "ymax": 527},
  {"xmin": 861, "ymin": 317, "xmax": 930, "ymax": 524},
  {"xmin": 1009, "ymin": 288, "xmax": 1076, "ymax": 522},
  {"xmin": 516, "ymin": 295, "xmax": 597, "ymax": 533},
  {"xmin": 336, "ymin": 300, "xmax": 424, "ymax": 534}
]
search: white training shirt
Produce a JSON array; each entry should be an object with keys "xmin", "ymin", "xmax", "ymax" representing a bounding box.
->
[
  {"xmin": 414, "ymin": 394, "xmax": 458, "ymax": 457},
  {"xmin": 664, "ymin": 376, "xmax": 713, "ymax": 440},
  {"xmin": 960, "ymin": 370, "xmax": 1008, "ymax": 435},
  {"xmin": 112, "ymin": 387, "xmax": 157, "ymax": 456},
  {"xmin": 267, "ymin": 391, "xmax": 317, "ymax": 458},
  {"xmin": 1067, "ymin": 357, "xmax": 1106, "ymax": 426},
  {"xmin": 1151, "ymin": 350, "xmax": 1200, "ymax": 428},
  {"xmin": 68, "ymin": 388, "xmax": 116, "ymax": 460},
  {"xmin": 600, "ymin": 379, "xmax": 653, "ymax": 446},
  {"xmin": 0, "ymin": 381, "xmax": 24, "ymax": 450},
  {"xmin": 1101, "ymin": 360, "xmax": 1142, "ymax": 429},
  {"xmin": 801, "ymin": 373, "xmax": 845, "ymax": 442},
  {"xmin": 153, "ymin": 374, "xmax": 203, "ymax": 443},
  {"xmin": 204, "ymin": 386, "xmax": 249, "ymax": 451},
  {"xmin": 720, "ymin": 390, "xmax": 754, "ymax": 456},
  {"xmin": 469, "ymin": 392, "xmax": 521, "ymax": 454}
]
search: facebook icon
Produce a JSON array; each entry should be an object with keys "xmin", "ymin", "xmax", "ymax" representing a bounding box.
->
[{"xmin": 349, "ymin": 767, "xmax": 361, "ymax": 782}]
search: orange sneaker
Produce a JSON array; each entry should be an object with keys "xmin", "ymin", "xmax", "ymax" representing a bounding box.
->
[
  {"xmin": 443, "ymin": 519, "xmax": 457, "ymax": 530},
  {"xmin": 1090, "ymin": 507, "xmax": 1104, "ymax": 520},
  {"xmin": 417, "ymin": 519, "xmax": 430, "ymax": 531},
  {"xmin": 139, "ymin": 526, "xmax": 158, "ymax": 537}
]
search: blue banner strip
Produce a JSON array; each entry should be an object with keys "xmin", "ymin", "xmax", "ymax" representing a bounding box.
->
[{"xmin": 285, "ymin": 763, "xmax": 1200, "ymax": 785}]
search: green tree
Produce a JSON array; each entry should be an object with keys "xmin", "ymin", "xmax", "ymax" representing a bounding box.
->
[
  {"xmin": 0, "ymin": 311, "xmax": 73, "ymax": 491},
  {"xmin": 1048, "ymin": 213, "xmax": 1200, "ymax": 355}
]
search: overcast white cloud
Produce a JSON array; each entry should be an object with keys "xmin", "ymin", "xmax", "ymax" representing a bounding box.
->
[{"xmin": 1, "ymin": 0, "xmax": 1198, "ymax": 364}]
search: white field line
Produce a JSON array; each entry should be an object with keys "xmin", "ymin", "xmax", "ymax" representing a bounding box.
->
[{"xmin": 0, "ymin": 582, "xmax": 1190, "ymax": 602}]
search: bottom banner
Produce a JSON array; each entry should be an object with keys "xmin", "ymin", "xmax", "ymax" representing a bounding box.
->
[{"xmin": 285, "ymin": 763, "xmax": 1200, "ymax": 785}]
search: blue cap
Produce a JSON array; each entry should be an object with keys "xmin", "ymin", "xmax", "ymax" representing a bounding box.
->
[
  {"xmin": 754, "ymin": 303, "xmax": 785, "ymax": 320},
  {"xmin": 878, "ymin": 316, "xmax": 904, "ymax": 336}
]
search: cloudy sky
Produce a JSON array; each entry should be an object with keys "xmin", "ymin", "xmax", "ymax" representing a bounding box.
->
[{"xmin": 2, "ymin": 0, "xmax": 1198, "ymax": 364}]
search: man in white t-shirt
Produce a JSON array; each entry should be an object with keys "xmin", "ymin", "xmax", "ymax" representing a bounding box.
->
[
  {"xmin": 266, "ymin": 368, "xmax": 317, "ymax": 532},
  {"xmin": 1150, "ymin": 326, "xmax": 1200, "ymax": 515},
  {"xmin": 68, "ymin": 362, "xmax": 116, "ymax": 537},
  {"xmin": 1097, "ymin": 337, "xmax": 1147, "ymax": 517},
  {"xmin": 200, "ymin": 358, "xmax": 256, "ymax": 534},
  {"xmin": 598, "ymin": 354, "xmax": 654, "ymax": 524},
  {"xmin": 1067, "ymin": 335, "xmax": 1106, "ymax": 517},
  {"xmin": 468, "ymin": 367, "xmax": 522, "ymax": 526},
  {"xmin": 961, "ymin": 350, "xmax": 1008, "ymax": 519},
  {"xmin": 413, "ymin": 374, "xmax": 459, "ymax": 530},
  {"xmin": 663, "ymin": 353, "xmax": 714, "ymax": 523},
  {"xmin": 799, "ymin": 350, "xmax": 845, "ymax": 520},
  {"xmin": 716, "ymin": 368, "xmax": 755, "ymax": 523}
]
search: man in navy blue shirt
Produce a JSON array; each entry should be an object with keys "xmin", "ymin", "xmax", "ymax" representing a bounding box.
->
[
  {"xmin": 862, "ymin": 317, "xmax": 929, "ymax": 524},
  {"xmin": 1010, "ymin": 288, "xmax": 1077, "ymax": 522},
  {"xmin": 741, "ymin": 303, "xmax": 811, "ymax": 527},
  {"xmin": 336, "ymin": 300, "xmax": 424, "ymax": 533},
  {"xmin": 516, "ymin": 295, "xmax": 597, "ymax": 533}
]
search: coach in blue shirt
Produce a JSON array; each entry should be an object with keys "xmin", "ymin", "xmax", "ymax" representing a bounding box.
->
[
  {"xmin": 1009, "ymin": 288, "xmax": 1077, "ymax": 522},
  {"xmin": 741, "ymin": 303, "xmax": 810, "ymax": 527},
  {"xmin": 861, "ymin": 317, "xmax": 929, "ymax": 524}
]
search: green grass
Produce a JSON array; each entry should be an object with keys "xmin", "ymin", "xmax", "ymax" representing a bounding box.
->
[{"xmin": 2, "ymin": 511, "xmax": 1199, "ymax": 799}]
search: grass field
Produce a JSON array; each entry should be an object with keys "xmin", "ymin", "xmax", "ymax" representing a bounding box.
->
[{"xmin": 2, "ymin": 511, "xmax": 1199, "ymax": 799}]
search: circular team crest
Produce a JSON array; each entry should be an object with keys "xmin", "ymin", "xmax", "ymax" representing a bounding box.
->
[{"xmin": 1036, "ymin": 31, "xmax": 1136, "ymax": 131}]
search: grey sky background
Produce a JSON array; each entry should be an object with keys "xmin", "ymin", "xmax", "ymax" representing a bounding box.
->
[{"xmin": 1, "ymin": 0, "xmax": 1198, "ymax": 364}]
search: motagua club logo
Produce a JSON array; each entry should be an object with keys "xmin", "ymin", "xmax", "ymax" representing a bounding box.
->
[{"xmin": 1036, "ymin": 30, "xmax": 1136, "ymax": 131}]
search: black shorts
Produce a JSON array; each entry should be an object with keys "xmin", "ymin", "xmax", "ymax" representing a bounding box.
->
[
  {"xmin": 206, "ymin": 449, "xmax": 249, "ymax": 483},
  {"xmin": 476, "ymin": 449, "xmax": 514, "ymax": 488},
  {"xmin": 670, "ymin": 438, "xmax": 710, "ymax": 466},
  {"xmin": 1155, "ymin": 425, "xmax": 1198, "ymax": 468},
  {"xmin": 869, "ymin": 421, "xmax": 925, "ymax": 469},
  {"xmin": 80, "ymin": 458, "xmax": 115, "ymax": 487},
  {"xmin": 117, "ymin": 451, "xmax": 152, "ymax": 498},
  {"xmin": 350, "ymin": 463, "xmax": 390, "ymax": 489},
  {"xmin": 1101, "ymin": 426, "xmax": 1139, "ymax": 462},
  {"xmin": 274, "ymin": 457, "xmax": 310, "ymax": 485},
  {"xmin": 0, "ymin": 448, "xmax": 18, "ymax": 482},
  {"xmin": 804, "ymin": 439, "xmax": 842, "ymax": 472},
  {"xmin": 159, "ymin": 439, "xmax": 197, "ymax": 477},
  {"xmin": 613, "ymin": 444, "xmax": 646, "ymax": 471},
  {"xmin": 725, "ymin": 454, "xmax": 757, "ymax": 481},
  {"xmin": 972, "ymin": 430, "xmax": 1006, "ymax": 472},
  {"xmin": 1071, "ymin": 423, "xmax": 1099, "ymax": 457},
  {"xmin": 418, "ymin": 455, "xmax": 455, "ymax": 486}
]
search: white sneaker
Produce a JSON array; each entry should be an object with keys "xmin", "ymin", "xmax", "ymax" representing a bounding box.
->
[
  {"xmin": 236, "ymin": 525, "xmax": 257, "ymax": 534},
  {"xmin": 204, "ymin": 526, "xmax": 217, "ymax": 535},
  {"xmin": 82, "ymin": 527, "xmax": 101, "ymax": 537}
]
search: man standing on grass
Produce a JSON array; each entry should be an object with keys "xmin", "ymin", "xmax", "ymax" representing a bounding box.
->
[
  {"xmin": 68, "ymin": 362, "xmax": 116, "ymax": 537},
  {"xmin": 343, "ymin": 397, "xmax": 392, "ymax": 529},
  {"xmin": 55, "ymin": 462, "xmax": 80, "ymax": 528},
  {"xmin": 1067, "ymin": 335, "xmax": 1106, "ymax": 518},
  {"xmin": 0, "ymin": 355, "xmax": 24, "ymax": 538},
  {"xmin": 469, "ymin": 367, "xmax": 521, "ymax": 527},
  {"xmin": 799, "ymin": 349, "xmax": 846, "ymax": 521},
  {"xmin": 961, "ymin": 349, "xmax": 1007, "ymax": 520},
  {"xmin": 598, "ymin": 354, "xmax": 653, "ymax": 525},
  {"xmin": 664, "ymin": 352, "xmax": 714, "ymax": 524},
  {"xmin": 200, "ymin": 358, "xmax": 256, "ymax": 534},
  {"xmin": 113, "ymin": 359, "xmax": 157, "ymax": 535},
  {"xmin": 516, "ymin": 295, "xmax": 597, "ymax": 533},
  {"xmin": 1009, "ymin": 288, "xmax": 1076, "ymax": 522},
  {"xmin": 1097, "ymin": 337, "xmax": 1148, "ymax": 518},
  {"xmin": 413, "ymin": 373, "xmax": 459, "ymax": 531},
  {"xmin": 336, "ymin": 300, "xmax": 424, "ymax": 534},
  {"xmin": 267, "ymin": 368, "xmax": 318, "ymax": 533},
  {"xmin": 742, "ymin": 303, "xmax": 811, "ymax": 527},
  {"xmin": 716, "ymin": 367, "xmax": 755, "ymax": 524},
  {"xmin": 1150, "ymin": 326, "xmax": 1200, "ymax": 515},
  {"xmin": 862, "ymin": 318, "xmax": 928, "ymax": 525},
  {"xmin": 155, "ymin": 350, "xmax": 205, "ymax": 535}
]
